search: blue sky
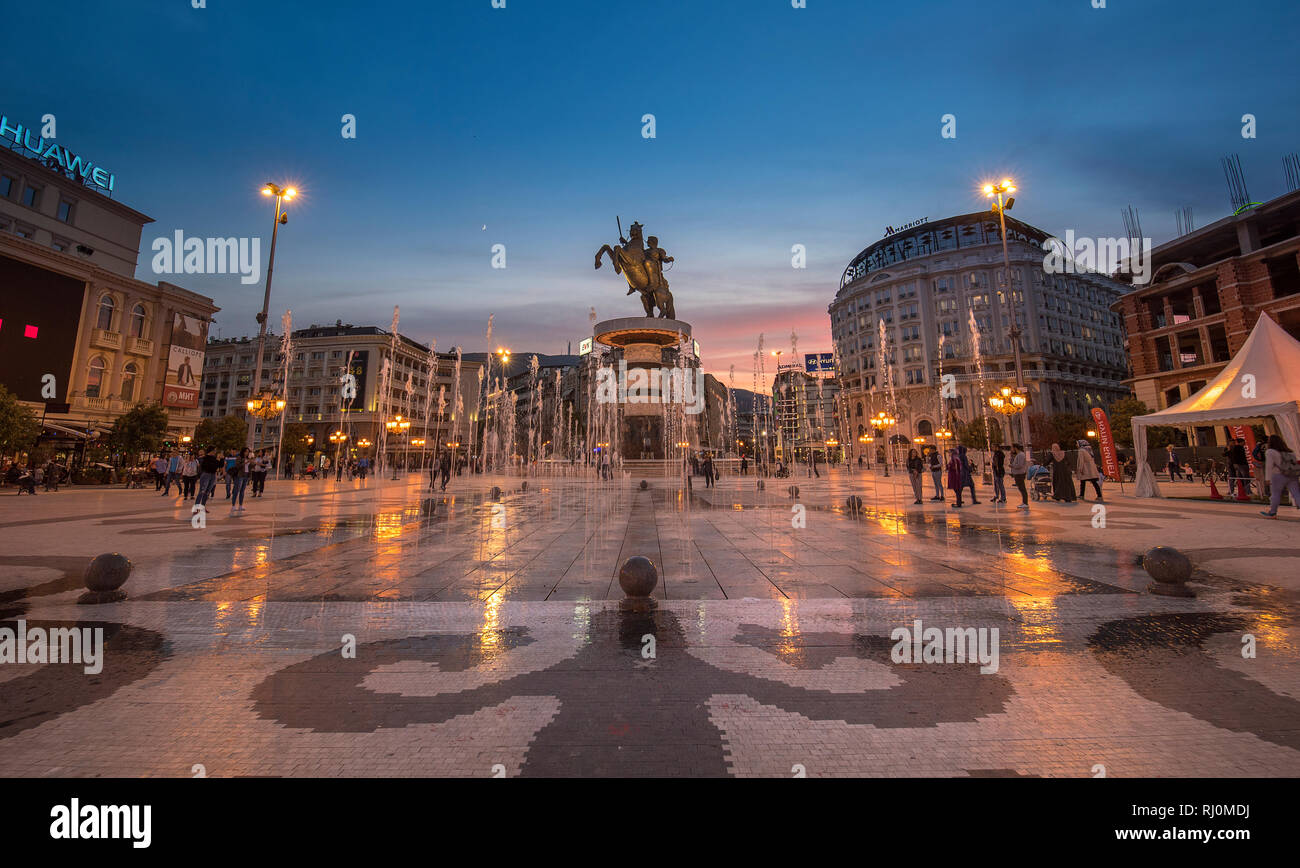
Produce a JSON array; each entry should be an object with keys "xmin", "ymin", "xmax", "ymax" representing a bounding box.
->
[{"xmin": 5, "ymin": 0, "xmax": 1298, "ymax": 383}]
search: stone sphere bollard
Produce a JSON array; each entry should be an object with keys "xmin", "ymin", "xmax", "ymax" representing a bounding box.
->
[
  {"xmin": 521, "ymin": 481, "xmax": 528, "ymax": 492},
  {"xmin": 78, "ymin": 552, "xmax": 131, "ymax": 604},
  {"xmin": 420, "ymin": 498, "xmax": 438, "ymax": 517},
  {"xmin": 618, "ymin": 556, "xmax": 659, "ymax": 598},
  {"xmin": 847, "ymin": 495, "xmax": 864, "ymax": 514},
  {"xmin": 490, "ymin": 485, "xmax": 502, "ymax": 500},
  {"xmin": 1143, "ymin": 546, "xmax": 1195, "ymax": 597},
  {"xmin": 639, "ymin": 479, "xmax": 648, "ymax": 490},
  {"xmin": 788, "ymin": 485, "xmax": 800, "ymax": 498},
  {"xmin": 756, "ymin": 480, "xmax": 765, "ymax": 491}
]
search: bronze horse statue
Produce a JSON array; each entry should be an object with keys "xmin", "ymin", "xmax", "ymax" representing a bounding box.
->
[{"xmin": 594, "ymin": 221, "xmax": 676, "ymax": 319}]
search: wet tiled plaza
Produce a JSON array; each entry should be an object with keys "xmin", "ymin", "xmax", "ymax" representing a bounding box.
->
[{"xmin": 2, "ymin": 471, "xmax": 1298, "ymax": 777}]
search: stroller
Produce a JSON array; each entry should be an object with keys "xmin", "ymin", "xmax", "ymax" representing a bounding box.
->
[{"xmin": 1027, "ymin": 466, "xmax": 1053, "ymax": 501}]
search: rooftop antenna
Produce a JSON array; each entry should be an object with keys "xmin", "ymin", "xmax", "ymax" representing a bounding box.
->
[
  {"xmin": 1221, "ymin": 154, "xmax": 1252, "ymax": 212},
  {"xmin": 1174, "ymin": 206, "xmax": 1195, "ymax": 236},
  {"xmin": 1283, "ymin": 153, "xmax": 1300, "ymax": 193},
  {"xmin": 1120, "ymin": 205, "xmax": 1143, "ymax": 248}
]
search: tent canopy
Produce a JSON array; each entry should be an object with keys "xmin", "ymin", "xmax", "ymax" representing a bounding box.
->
[{"xmin": 1131, "ymin": 313, "xmax": 1300, "ymax": 496}]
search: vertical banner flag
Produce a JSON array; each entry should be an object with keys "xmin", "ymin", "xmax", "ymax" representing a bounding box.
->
[{"xmin": 1090, "ymin": 407, "xmax": 1120, "ymax": 480}]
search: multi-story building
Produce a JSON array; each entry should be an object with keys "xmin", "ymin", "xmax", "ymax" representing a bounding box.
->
[
  {"xmin": 1111, "ymin": 187, "xmax": 1300, "ymax": 444},
  {"xmin": 830, "ymin": 212, "xmax": 1129, "ymax": 456},
  {"xmin": 771, "ymin": 367, "xmax": 841, "ymax": 462},
  {"xmin": 0, "ymin": 128, "xmax": 218, "ymax": 455},
  {"xmin": 202, "ymin": 323, "xmax": 481, "ymax": 466}
]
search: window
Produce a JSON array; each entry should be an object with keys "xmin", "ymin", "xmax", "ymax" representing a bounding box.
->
[
  {"xmin": 130, "ymin": 304, "xmax": 147, "ymax": 338},
  {"xmin": 86, "ymin": 357, "xmax": 107, "ymax": 398},
  {"xmin": 120, "ymin": 363, "xmax": 138, "ymax": 402},
  {"xmin": 0, "ymin": 175, "xmax": 12, "ymax": 197},
  {"xmin": 21, "ymin": 185, "xmax": 40, "ymax": 208},
  {"xmin": 96, "ymin": 295, "xmax": 115, "ymax": 331},
  {"xmin": 57, "ymin": 199, "xmax": 74, "ymax": 223}
]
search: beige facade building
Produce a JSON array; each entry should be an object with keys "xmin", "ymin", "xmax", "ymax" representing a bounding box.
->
[
  {"xmin": 0, "ymin": 142, "xmax": 218, "ymax": 448},
  {"xmin": 203, "ymin": 324, "xmax": 482, "ymax": 466}
]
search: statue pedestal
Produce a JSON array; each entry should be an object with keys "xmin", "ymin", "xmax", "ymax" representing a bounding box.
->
[{"xmin": 593, "ymin": 318, "xmax": 695, "ymax": 464}]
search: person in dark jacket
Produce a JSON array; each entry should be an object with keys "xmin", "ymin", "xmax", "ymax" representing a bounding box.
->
[
  {"xmin": 991, "ymin": 446, "xmax": 1006, "ymax": 504},
  {"xmin": 906, "ymin": 448, "xmax": 925, "ymax": 504},
  {"xmin": 927, "ymin": 446, "xmax": 944, "ymax": 501},
  {"xmin": 1044, "ymin": 442, "xmax": 1076, "ymax": 502}
]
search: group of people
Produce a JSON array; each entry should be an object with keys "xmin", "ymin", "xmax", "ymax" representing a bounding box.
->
[
  {"xmin": 902, "ymin": 440, "xmax": 1107, "ymax": 510},
  {"xmin": 2, "ymin": 458, "xmax": 66, "ymax": 494},
  {"xmin": 143, "ymin": 448, "xmax": 274, "ymax": 513}
]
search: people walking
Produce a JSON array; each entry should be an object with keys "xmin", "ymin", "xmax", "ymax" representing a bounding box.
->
[
  {"xmin": 161, "ymin": 451, "xmax": 182, "ymax": 496},
  {"xmin": 946, "ymin": 447, "xmax": 967, "ymax": 508},
  {"xmin": 181, "ymin": 453, "xmax": 199, "ymax": 500},
  {"xmin": 195, "ymin": 448, "xmax": 221, "ymax": 507},
  {"xmin": 228, "ymin": 448, "xmax": 251, "ymax": 513},
  {"xmin": 1165, "ymin": 444, "xmax": 1182, "ymax": 481},
  {"xmin": 1045, "ymin": 442, "xmax": 1076, "ymax": 502},
  {"xmin": 906, "ymin": 448, "xmax": 924, "ymax": 504},
  {"xmin": 153, "ymin": 454, "xmax": 168, "ymax": 490},
  {"xmin": 1075, "ymin": 439, "xmax": 1103, "ymax": 501},
  {"xmin": 1260, "ymin": 435, "xmax": 1300, "ymax": 517},
  {"xmin": 740, "ymin": 455, "xmax": 748, "ymax": 476},
  {"xmin": 439, "ymin": 451, "xmax": 452, "ymax": 491},
  {"xmin": 991, "ymin": 445, "xmax": 1007, "ymax": 504},
  {"xmin": 703, "ymin": 454, "xmax": 715, "ymax": 488},
  {"xmin": 1008, "ymin": 443, "xmax": 1029, "ymax": 509},
  {"xmin": 927, "ymin": 446, "xmax": 944, "ymax": 501},
  {"xmin": 1226, "ymin": 437, "xmax": 1251, "ymax": 498}
]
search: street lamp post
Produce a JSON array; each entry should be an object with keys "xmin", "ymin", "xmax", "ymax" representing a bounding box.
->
[
  {"xmin": 246, "ymin": 182, "xmax": 296, "ymax": 451},
  {"xmin": 329, "ymin": 430, "xmax": 347, "ymax": 480},
  {"xmin": 386, "ymin": 415, "xmax": 411, "ymax": 479},
  {"xmin": 983, "ymin": 178, "xmax": 1031, "ymax": 453},
  {"xmin": 870, "ymin": 411, "xmax": 896, "ymax": 477}
]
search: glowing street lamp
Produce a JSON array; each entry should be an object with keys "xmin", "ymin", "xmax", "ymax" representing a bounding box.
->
[
  {"xmin": 981, "ymin": 176, "xmax": 1031, "ymax": 454},
  {"xmin": 246, "ymin": 181, "xmax": 297, "ymax": 450},
  {"xmin": 246, "ymin": 391, "xmax": 286, "ymax": 419}
]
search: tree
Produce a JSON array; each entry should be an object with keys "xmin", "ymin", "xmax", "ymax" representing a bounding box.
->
[
  {"xmin": 194, "ymin": 415, "xmax": 247, "ymax": 452},
  {"xmin": 1105, "ymin": 397, "xmax": 1147, "ymax": 447},
  {"xmin": 0, "ymin": 385, "xmax": 40, "ymax": 457},
  {"xmin": 1048, "ymin": 412, "xmax": 1090, "ymax": 446},
  {"xmin": 957, "ymin": 416, "xmax": 1003, "ymax": 449},
  {"xmin": 281, "ymin": 422, "xmax": 314, "ymax": 456},
  {"xmin": 108, "ymin": 402, "xmax": 169, "ymax": 458}
]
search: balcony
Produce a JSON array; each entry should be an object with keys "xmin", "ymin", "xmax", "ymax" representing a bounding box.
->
[
  {"xmin": 125, "ymin": 336, "xmax": 155, "ymax": 356},
  {"xmin": 81, "ymin": 396, "xmax": 111, "ymax": 412},
  {"xmin": 91, "ymin": 329, "xmax": 122, "ymax": 350}
]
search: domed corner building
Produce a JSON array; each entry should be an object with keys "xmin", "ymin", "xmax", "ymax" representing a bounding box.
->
[{"xmin": 829, "ymin": 212, "xmax": 1131, "ymax": 458}]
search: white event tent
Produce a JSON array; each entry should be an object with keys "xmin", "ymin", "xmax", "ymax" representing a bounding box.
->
[{"xmin": 1132, "ymin": 313, "xmax": 1300, "ymax": 497}]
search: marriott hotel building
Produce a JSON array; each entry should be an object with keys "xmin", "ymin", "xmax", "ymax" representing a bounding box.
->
[{"xmin": 829, "ymin": 213, "xmax": 1130, "ymax": 453}]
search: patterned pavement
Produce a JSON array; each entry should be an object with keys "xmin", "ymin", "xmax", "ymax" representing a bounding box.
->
[{"xmin": 1, "ymin": 470, "xmax": 1298, "ymax": 777}]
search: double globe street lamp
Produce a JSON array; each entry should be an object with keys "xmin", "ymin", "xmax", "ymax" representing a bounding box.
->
[{"xmin": 245, "ymin": 182, "xmax": 297, "ymax": 451}]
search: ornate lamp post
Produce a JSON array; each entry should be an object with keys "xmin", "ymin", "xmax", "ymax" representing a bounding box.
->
[
  {"xmin": 329, "ymin": 430, "xmax": 347, "ymax": 478},
  {"xmin": 987, "ymin": 385, "xmax": 1028, "ymax": 447},
  {"xmin": 870, "ymin": 411, "xmax": 896, "ymax": 477},
  {"xmin": 386, "ymin": 414, "xmax": 411, "ymax": 479}
]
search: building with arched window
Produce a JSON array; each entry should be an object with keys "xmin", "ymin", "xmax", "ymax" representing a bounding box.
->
[
  {"xmin": 830, "ymin": 212, "xmax": 1131, "ymax": 457},
  {"xmin": 1, "ymin": 140, "xmax": 218, "ymax": 450}
]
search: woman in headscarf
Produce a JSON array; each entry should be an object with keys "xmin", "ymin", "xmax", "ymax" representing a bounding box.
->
[
  {"xmin": 1044, "ymin": 442, "xmax": 1076, "ymax": 502},
  {"xmin": 1075, "ymin": 439, "xmax": 1102, "ymax": 501}
]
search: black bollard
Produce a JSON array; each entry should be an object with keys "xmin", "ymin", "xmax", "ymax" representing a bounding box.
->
[{"xmin": 78, "ymin": 553, "xmax": 131, "ymax": 604}]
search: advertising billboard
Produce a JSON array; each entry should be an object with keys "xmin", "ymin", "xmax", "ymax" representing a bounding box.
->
[
  {"xmin": 342, "ymin": 350, "xmax": 368, "ymax": 412},
  {"xmin": 579, "ymin": 337, "xmax": 593, "ymax": 356},
  {"xmin": 803, "ymin": 352, "xmax": 834, "ymax": 372},
  {"xmin": 0, "ymin": 254, "xmax": 86, "ymax": 403},
  {"xmin": 163, "ymin": 312, "xmax": 207, "ymax": 408}
]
